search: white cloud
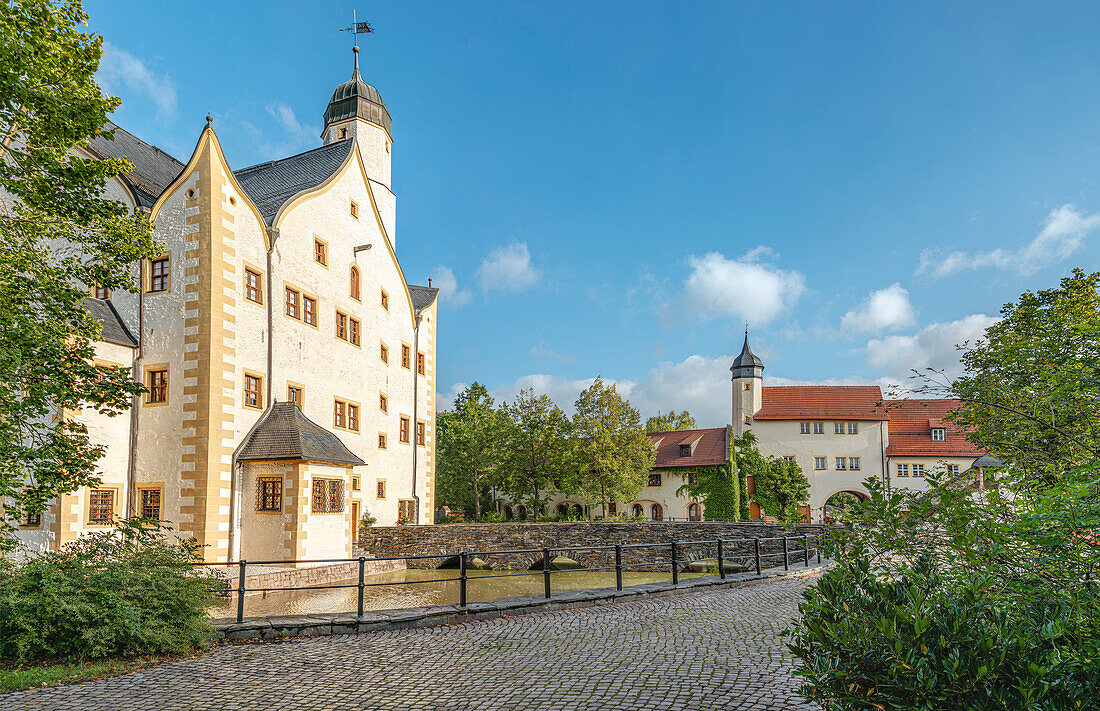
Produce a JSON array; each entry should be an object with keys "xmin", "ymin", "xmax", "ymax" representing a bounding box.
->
[
  {"xmin": 97, "ymin": 42, "xmax": 177, "ymax": 120},
  {"xmin": 260, "ymin": 101, "xmax": 316, "ymax": 155},
  {"xmin": 475, "ymin": 240, "xmax": 540, "ymax": 293},
  {"xmin": 841, "ymin": 283, "xmax": 916, "ymax": 333},
  {"xmin": 866, "ymin": 314, "xmax": 998, "ymax": 382},
  {"xmin": 684, "ymin": 249, "xmax": 805, "ymax": 325},
  {"xmin": 530, "ymin": 342, "xmax": 575, "ymax": 364},
  {"xmin": 429, "ymin": 266, "xmax": 472, "ymax": 308},
  {"xmin": 918, "ymin": 205, "xmax": 1100, "ymax": 279}
]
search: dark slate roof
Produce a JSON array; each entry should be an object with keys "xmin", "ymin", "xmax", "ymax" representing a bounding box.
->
[
  {"xmin": 83, "ymin": 298, "xmax": 137, "ymax": 348},
  {"xmin": 324, "ymin": 48, "xmax": 392, "ymax": 135},
  {"xmin": 409, "ymin": 285, "xmax": 439, "ymax": 314},
  {"xmin": 86, "ymin": 122, "xmax": 184, "ymax": 207},
  {"xmin": 730, "ymin": 332, "xmax": 764, "ymax": 378},
  {"xmin": 237, "ymin": 402, "xmax": 365, "ymax": 465},
  {"xmin": 233, "ymin": 140, "xmax": 353, "ymax": 225}
]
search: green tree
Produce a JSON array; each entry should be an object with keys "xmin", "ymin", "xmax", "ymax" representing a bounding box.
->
[
  {"xmin": 739, "ymin": 431, "xmax": 808, "ymax": 525},
  {"xmin": 572, "ymin": 377, "xmax": 656, "ymax": 518},
  {"xmin": 0, "ymin": 0, "xmax": 161, "ymax": 540},
  {"xmin": 677, "ymin": 425, "xmax": 741, "ymax": 519},
  {"xmin": 645, "ymin": 410, "xmax": 697, "ymax": 433},
  {"xmin": 435, "ymin": 383, "xmax": 506, "ymax": 518},
  {"xmin": 498, "ymin": 388, "xmax": 575, "ymax": 519}
]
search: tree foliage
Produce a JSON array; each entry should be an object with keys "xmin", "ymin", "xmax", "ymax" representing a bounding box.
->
[
  {"xmin": 0, "ymin": 0, "xmax": 160, "ymax": 539},
  {"xmin": 572, "ymin": 377, "xmax": 655, "ymax": 518},
  {"xmin": 739, "ymin": 431, "xmax": 809, "ymax": 525},
  {"xmin": 434, "ymin": 383, "xmax": 506, "ymax": 518},
  {"xmin": 498, "ymin": 388, "xmax": 575, "ymax": 518},
  {"xmin": 788, "ymin": 272, "xmax": 1100, "ymax": 710},
  {"xmin": 645, "ymin": 410, "xmax": 696, "ymax": 433}
]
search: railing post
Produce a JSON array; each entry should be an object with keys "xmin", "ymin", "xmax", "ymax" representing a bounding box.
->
[
  {"xmin": 817, "ymin": 535, "xmax": 822, "ymax": 564},
  {"xmin": 357, "ymin": 556, "xmax": 366, "ymax": 617},
  {"xmin": 542, "ymin": 548, "xmax": 552, "ymax": 599},
  {"xmin": 459, "ymin": 551, "xmax": 468, "ymax": 608},
  {"xmin": 717, "ymin": 539, "xmax": 725, "ymax": 580},
  {"xmin": 783, "ymin": 536, "xmax": 789, "ymax": 571},
  {"xmin": 236, "ymin": 559, "xmax": 246, "ymax": 624},
  {"xmin": 754, "ymin": 538, "xmax": 761, "ymax": 575},
  {"xmin": 614, "ymin": 544, "xmax": 623, "ymax": 591},
  {"xmin": 671, "ymin": 541, "xmax": 679, "ymax": 585},
  {"xmin": 804, "ymin": 535, "xmax": 810, "ymax": 567}
]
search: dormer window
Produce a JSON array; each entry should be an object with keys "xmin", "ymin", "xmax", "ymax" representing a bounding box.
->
[
  {"xmin": 679, "ymin": 444, "xmax": 691, "ymax": 457},
  {"xmin": 931, "ymin": 428, "xmax": 946, "ymax": 442}
]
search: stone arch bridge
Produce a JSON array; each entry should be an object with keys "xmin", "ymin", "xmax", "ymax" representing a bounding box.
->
[{"xmin": 356, "ymin": 521, "xmax": 824, "ymax": 572}]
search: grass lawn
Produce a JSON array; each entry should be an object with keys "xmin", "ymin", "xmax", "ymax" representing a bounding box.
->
[{"xmin": 0, "ymin": 657, "xmax": 166, "ymax": 692}]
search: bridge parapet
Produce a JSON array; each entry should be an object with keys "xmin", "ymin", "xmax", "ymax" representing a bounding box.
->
[{"xmin": 356, "ymin": 521, "xmax": 825, "ymax": 571}]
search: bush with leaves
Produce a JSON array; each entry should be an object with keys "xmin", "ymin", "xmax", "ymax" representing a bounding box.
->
[{"xmin": 0, "ymin": 520, "xmax": 225, "ymax": 662}]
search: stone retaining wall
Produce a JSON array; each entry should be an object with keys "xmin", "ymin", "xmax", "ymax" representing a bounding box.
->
[
  {"xmin": 222, "ymin": 558, "xmax": 405, "ymax": 596},
  {"xmin": 356, "ymin": 521, "xmax": 825, "ymax": 571}
]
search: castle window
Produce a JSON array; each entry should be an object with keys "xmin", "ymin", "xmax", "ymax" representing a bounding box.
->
[
  {"xmin": 349, "ymin": 317, "xmax": 361, "ymax": 346},
  {"xmin": 149, "ymin": 256, "xmax": 170, "ymax": 292},
  {"xmin": 813, "ymin": 422, "xmax": 824, "ymax": 435},
  {"xmin": 350, "ymin": 199, "xmax": 359, "ymax": 220},
  {"xmin": 243, "ymin": 373, "xmax": 263, "ymax": 409},
  {"xmin": 686, "ymin": 471, "xmax": 697, "ymax": 485},
  {"xmin": 849, "ymin": 457, "xmax": 861, "ymax": 471},
  {"xmin": 22, "ymin": 508, "xmax": 41, "ymax": 527},
  {"xmin": 800, "ymin": 422, "xmax": 811, "ymax": 435},
  {"xmin": 94, "ymin": 286, "xmax": 110, "ymax": 300},
  {"xmin": 416, "ymin": 420, "xmax": 425, "ymax": 446},
  {"xmin": 244, "ymin": 268, "xmax": 263, "ymax": 304},
  {"xmin": 814, "ymin": 457, "xmax": 827, "ymax": 470},
  {"xmin": 380, "ymin": 342, "xmax": 389, "ymax": 364},
  {"xmin": 140, "ymin": 488, "xmax": 162, "ymax": 520},
  {"xmin": 257, "ymin": 477, "xmax": 282, "ymax": 512},
  {"xmin": 334, "ymin": 400, "xmax": 346, "ymax": 428},
  {"xmin": 931, "ymin": 428, "xmax": 946, "ymax": 442},
  {"xmin": 379, "ymin": 392, "xmax": 388, "ymax": 413},
  {"xmin": 648, "ymin": 472, "xmax": 662, "ymax": 487},
  {"xmin": 376, "ymin": 479, "xmax": 387, "ymax": 498},
  {"xmin": 303, "ymin": 296, "xmax": 316, "ymax": 325},
  {"xmin": 88, "ymin": 489, "xmax": 114, "ymax": 524},
  {"xmin": 348, "ymin": 403, "xmax": 359, "ymax": 431},
  {"xmin": 744, "ymin": 415, "xmax": 751, "ymax": 425},
  {"xmin": 834, "ymin": 422, "xmax": 845, "ymax": 435},
  {"xmin": 311, "ymin": 478, "xmax": 344, "ymax": 514},
  {"xmin": 378, "ymin": 433, "xmax": 388, "ymax": 450},
  {"xmin": 285, "ymin": 287, "xmax": 300, "ymax": 318},
  {"xmin": 287, "ymin": 384, "xmax": 303, "ymax": 407},
  {"xmin": 896, "ymin": 464, "xmax": 910, "ymax": 477},
  {"xmin": 399, "ymin": 416, "xmax": 410, "ymax": 443},
  {"xmin": 947, "ymin": 464, "xmax": 960, "ymax": 476},
  {"xmin": 650, "ymin": 503, "xmax": 663, "ymax": 521},
  {"xmin": 417, "ymin": 352, "xmax": 425, "ymax": 376},
  {"xmin": 147, "ymin": 368, "xmax": 168, "ymax": 404},
  {"xmin": 334, "ymin": 399, "xmax": 360, "ymax": 432},
  {"xmin": 401, "ymin": 344, "xmax": 411, "ymax": 369},
  {"xmin": 380, "ymin": 288, "xmax": 389, "ymax": 312},
  {"xmin": 835, "ymin": 457, "xmax": 847, "ymax": 471},
  {"xmin": 335, "ymin": 311, "xmax": 348, "ymax": 341},
  {"xmin": 783, "ymin": 455, "xmax": 796, "ymax": 463},
  {"xmin": 350, "ymin": 266, "xmax": 361, "ymax": 301},
  {"xmin": 352, "ymin": 476, "xmax": 361, "ymax": 491},
  {"xmin": 314, "ymin": 238, "xmax": 328, "ymax": 266},
  {"xmin": 848, "ymin": 422, "xmax": 859, "ymax": 435},
  {"xmin": 687, "ymin": 502, "xmax": 701, "ymax": 521},
  {"xmin": 912, "ymin": 464, "xmax": 926, "ymax": 477}
]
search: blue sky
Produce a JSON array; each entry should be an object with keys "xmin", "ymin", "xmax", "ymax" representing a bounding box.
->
[{"xmin": 87, "ymin": 1, "xmax": 1100, "ymax": 426}]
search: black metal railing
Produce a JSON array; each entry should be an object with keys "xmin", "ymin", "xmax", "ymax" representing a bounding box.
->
[{"xmin": 196, "ymin": 534, "xmax": 825, "ymax": 624}]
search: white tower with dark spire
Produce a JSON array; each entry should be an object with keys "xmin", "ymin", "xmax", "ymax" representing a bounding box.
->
[{"xmin": 731, "ymin": 331, "xmax": 764, "ymax": 436}]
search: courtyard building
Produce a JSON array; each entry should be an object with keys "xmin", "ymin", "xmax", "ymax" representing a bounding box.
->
[{"xmin": 11, "ymin": 48, "xmax": 437, "ymax": 562}]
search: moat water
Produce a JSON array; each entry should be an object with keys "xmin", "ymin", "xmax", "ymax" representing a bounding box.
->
[{"xmin": 211, "ymin": 567, "xmax": 710, "ymax": 620}]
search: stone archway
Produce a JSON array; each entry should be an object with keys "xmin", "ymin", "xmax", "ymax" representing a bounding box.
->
[{"xmin": 822, "ymin": 489, "xmax": 870, "ymax": 522}]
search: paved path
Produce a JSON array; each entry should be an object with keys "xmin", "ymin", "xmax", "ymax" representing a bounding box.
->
[{"xmin": 7, "ymin": 574, "xmax": 819, "ymax": 711}]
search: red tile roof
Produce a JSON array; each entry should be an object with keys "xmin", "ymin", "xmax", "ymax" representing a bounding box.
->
[
  {"xmin": 754, "ymin": 386, "xmax": 888, "ymax": 421},
  {"xmin": 884, "ymin": 399, "xmax": 984, "ymax": 458},
  {"xmin": 648, "ymin": 427, "xmax": 728, "ymax": 469}
]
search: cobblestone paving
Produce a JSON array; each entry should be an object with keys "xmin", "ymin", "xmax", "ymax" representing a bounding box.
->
[{"xmin": 7, "ymin": 574, "xmax": 819, "ymax": 711}]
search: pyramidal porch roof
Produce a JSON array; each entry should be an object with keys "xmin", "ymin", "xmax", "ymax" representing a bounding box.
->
[{"xmin": 237, "ymin": 401, "xmax": 364, "ymax": 465}]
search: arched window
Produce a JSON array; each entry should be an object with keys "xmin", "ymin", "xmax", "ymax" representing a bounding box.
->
[
  {"xmin": 687, "ymin": 502, "xmax": 701, "ymax": 522},
  {"xmin": 349, "ymin": 266, "xmax": 361, "ymax": 301},
  {"xmin": 650, "ymin": 503, "xmax": 663, "ymax": 521},
  {"xmin": 631, "ymin": 503, "xmax": 644, "ymax": 518}
]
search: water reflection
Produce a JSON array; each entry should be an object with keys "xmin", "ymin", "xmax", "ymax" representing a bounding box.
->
[{"xmin": 212, "ymin": 568, "xmax": 709, "ymax": 620}]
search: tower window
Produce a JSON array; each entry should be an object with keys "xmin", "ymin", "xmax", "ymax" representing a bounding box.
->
[
  {"xmin": 399, "ymin": 416, "xmax": 410, "ymax": 443},
  {"xmin": 350, "ymin": 266, "xmax": 361, "ymax": 301},
  {"xmin": 314, "ymin": 238, "xmax": 328, "ymax": 266},
  {"xmin": 417, "ymin": 352, "xmax": 426, "ymax": 376},
  {"xmin": 744, "ymin": 415, "xmax": 751, "ymax": 425},
  {"xmin": 338, "ymin": 127, "xmax": 348, "ymax": 140},
  {"xmin": 380, "ymin": 288, "xmax": 389, "ymax": 312},
  {"xmin": 350, "ymin": 199, "xmax": 359, "ymax": 220},
  {"xmin": 380, "ymin": 341, "xmax": 389, "ymax": 364},
  {"xmin": 147, "ymin": 368, "xmax": 168, "ymax": 404},
  {"xmin": 743, "ymin": 382, "xmax": 751, "ymax": 391},
  {"xmin": 149, "ymin": 256, "xmax": 170, "ymax": 292}
]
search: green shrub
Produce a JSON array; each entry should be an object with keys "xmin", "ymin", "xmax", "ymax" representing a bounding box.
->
[{"xmin": 0, "ymin": 519, "xmax": 226, "ymax": 662}]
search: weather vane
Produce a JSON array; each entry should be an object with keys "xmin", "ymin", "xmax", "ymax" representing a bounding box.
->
[{"xmin": 340, "ymin": 10, "xmax": 374, "ymax": 49}]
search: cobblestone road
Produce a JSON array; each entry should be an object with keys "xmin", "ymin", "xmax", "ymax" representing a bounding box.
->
[{"xmin": 7, "ymin": 574, "xmax": 819, "ymax": 711}]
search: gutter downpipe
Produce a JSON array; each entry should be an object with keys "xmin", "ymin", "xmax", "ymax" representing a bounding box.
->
[
  {"xmin": 411, "ymin": 311, "xmax": 422, "ymax": 523},
  {"xmin": 125, "ymin": 241, "xmax": 147, "ymax": 516}
]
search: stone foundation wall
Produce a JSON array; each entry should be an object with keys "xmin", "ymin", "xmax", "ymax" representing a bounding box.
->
[
  {"xmin": 356, "ymin": 521, "xmax": 825, "ymax": 571},
  {"xmin": 224, "ymin": 558, "xmax": 405, "ymax": 596}
]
